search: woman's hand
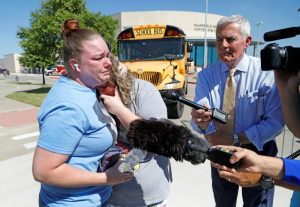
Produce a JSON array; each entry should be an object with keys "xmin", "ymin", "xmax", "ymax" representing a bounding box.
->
[
  {"xmin": 104, "ymin": 160, "xmax": 133, "ymax": 185},
  {"xmin": 101, "ymin": 87, "xmax": 126, "ymax": 115},
  {"xmin": 101, "ymin": 87, "xmax": 139, "ymax": 130}
]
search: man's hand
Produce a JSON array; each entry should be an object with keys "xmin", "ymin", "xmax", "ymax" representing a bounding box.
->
[
  {"xmin": 210, "ymin": 145, "xmax": 264, "ymax": 187},
  {"xmin": 191, "ymin": 105, "xmax": 212, "ymax": 130},
  {"xmin": 212, "ymin": 162, "xmax": 261, "ymax": 187},
  {"xmin": 214, "ymin": 145, "xmax": 263, "ymax": 172}
]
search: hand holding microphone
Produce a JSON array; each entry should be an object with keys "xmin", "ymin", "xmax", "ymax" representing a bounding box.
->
[{"xmin": 166, "ymin": 92, "xmax": 228, "ymax": 124}]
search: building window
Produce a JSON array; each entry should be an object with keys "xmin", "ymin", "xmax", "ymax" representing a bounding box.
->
[{"xmin": 190, "ymin": 44, "xmax": 218, "ymax": 67}]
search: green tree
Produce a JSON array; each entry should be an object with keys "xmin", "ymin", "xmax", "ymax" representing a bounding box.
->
[{"xmin": 17, "ymin": 0, "xmax": 118, "ymax": 84}]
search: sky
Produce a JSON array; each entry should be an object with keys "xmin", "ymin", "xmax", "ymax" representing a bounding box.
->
[{"xmin": 0, "ymin": 0, "xmax": 299, "ymax": 58}]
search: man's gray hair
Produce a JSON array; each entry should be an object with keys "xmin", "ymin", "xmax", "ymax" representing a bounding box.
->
[{"xmin": 217, "ymin": 15, "xmax": 251, "ymax": 39}]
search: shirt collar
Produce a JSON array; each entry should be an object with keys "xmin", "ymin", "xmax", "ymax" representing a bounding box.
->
[{"xmin": 220, "ymin": 54, "xmax": 249, "ymax": 74}]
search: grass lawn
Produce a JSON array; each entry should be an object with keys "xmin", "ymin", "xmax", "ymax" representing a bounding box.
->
[{"xmin": 5, "ymin": 84, "xmax": 51, "ymax": 107}]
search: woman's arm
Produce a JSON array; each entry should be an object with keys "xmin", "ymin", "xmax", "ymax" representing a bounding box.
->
[{"xmin": 32, "ymin": 147, "xmax": 132, "ymax": 187}]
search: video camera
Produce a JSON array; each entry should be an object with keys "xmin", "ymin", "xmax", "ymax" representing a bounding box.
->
[{"xmin": 261, "ymin": 26, "xmax": 300, "ymax": 71}]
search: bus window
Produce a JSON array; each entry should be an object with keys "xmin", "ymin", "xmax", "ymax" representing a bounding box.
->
[{"xmin": 118, "ymin": 38, "xmax": 184, "ymax": 61}]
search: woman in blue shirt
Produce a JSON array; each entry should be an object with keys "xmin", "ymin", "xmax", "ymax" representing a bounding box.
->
[{"xmin": 32, "ymin": 19, "xmax": 132, "ymax": 207}]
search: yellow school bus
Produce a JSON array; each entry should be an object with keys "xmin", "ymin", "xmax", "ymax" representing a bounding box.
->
[{"xmin": 117, "ymin": 24, "xmax": 193, "ymax": 118}]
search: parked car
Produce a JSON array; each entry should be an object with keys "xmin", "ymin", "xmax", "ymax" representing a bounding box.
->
[
  {"xmin": 44, "ymin": 65, "xmax": 67, "ymax": 76},
  {"xmin": 56, "ymin": 65, "xmax": 67, "ymax": 75},
  {"xmin": 44, "ymin": 67, "xmax": 56, "ymax": 76},
  {"xmin": 0, "ymin": 68, "xmax": 10, "ymax": 75}
]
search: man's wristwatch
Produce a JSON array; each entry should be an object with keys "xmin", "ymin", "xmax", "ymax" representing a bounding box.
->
[
  {"xmin": 233, "ymin": 134, "xmax": 241, "ymax": 146},
  {"xmin": 259, "ymin": 175, "xmax": 274, "ymax": 189}
]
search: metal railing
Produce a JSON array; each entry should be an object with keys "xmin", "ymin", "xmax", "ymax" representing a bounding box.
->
[{"xmin": 276, "ymin": 126, "xmax": 300, "ymax": 158}]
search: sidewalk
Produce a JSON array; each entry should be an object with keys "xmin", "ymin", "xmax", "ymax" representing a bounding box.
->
[
  {"xmin": 0, "ymin": 85, "xmax": 40, "ymax": 206},
  {"xmin": 0, "ymin": 108, "xmax": 39, "ymax": 128},
  {"xmin": 0, "ymin": 152, "xmax": 39, "ymax": 207},
  {"xmin": 0, "ymin": 79, "xmax": 40, "ymax": 138},
  {"xmin": 0, "ymin": 152, "xmax": 293, "ymax": 207}
]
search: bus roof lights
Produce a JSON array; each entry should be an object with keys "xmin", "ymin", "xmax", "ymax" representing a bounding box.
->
[
  {"xmin": 118, "ymin": 28, "xmax": 134, "ymax": 39},
  {"xmin": 165, "ymin": 25, "xmax": 185, "ymax": 37},
  {"xmin": 166, "ymin": 29, "xmax": 180, "ymax": 36},
  {"xmin": 120, "ymin": 32, "xmax": 133, "ymax": 39}
]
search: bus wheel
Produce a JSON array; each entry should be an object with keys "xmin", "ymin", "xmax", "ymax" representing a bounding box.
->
[{"xmin": 167, "ymin": 101, "xmax": 184, "ymax": 119}]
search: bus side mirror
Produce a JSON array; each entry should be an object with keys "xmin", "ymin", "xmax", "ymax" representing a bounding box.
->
[
  {"xmin": 165, "ymin": 54, "xmax": 177, "ymax": 61},
  {"xmin": 187, "ymin": 57, "xmax": 193, "ymax": 62},
  {"xmin": 187, "ymin": 42, "xmax": 193, "ymax": 52}
]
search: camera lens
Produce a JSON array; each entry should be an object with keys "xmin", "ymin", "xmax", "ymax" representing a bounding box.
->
[{"xmin": 261, "ymin": 43, "xmax": 284, "ymax": 71}]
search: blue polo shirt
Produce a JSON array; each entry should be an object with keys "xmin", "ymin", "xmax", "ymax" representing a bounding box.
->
[{"xmin": 38, "ymin": 76, "xmax": 116, "ymax": 206}]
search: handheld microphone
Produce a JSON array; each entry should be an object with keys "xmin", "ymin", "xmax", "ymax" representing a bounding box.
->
[
  {"xmin": 127, "ymin": 118, "xmax": 240, "ymax": 168},
  {"xmin": 264, "ymin": 27, "xmax": 300, "ymax": 42},
  {"xmin": 166, "ymin": 92, "xmax": 228, "ymax": 124}
]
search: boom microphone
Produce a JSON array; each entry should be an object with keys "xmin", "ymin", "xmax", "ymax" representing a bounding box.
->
[
  {"xmin": 166, "ymin": 91, "xmax": 228, "ymax": 124},
  {"xmin": 126, "ymin": 118, "xmax": 239, "ymax": 168},
  {"xmin": 264, "ymin": 27, "xmax": 300, "ymax": 42}
]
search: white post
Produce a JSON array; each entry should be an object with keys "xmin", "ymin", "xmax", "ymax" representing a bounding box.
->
[
  {"xmin": 203, "ymin": 0, "xmax": 208, "ymax": 68},
  {"xmin": 255, "ymin": 22, "xmax": 263, "ymax": 57}
]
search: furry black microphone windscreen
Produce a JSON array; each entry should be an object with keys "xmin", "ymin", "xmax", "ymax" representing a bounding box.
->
[{"xmin": 126, "ymin": 118, "xmax": 210, "ymax": 164}]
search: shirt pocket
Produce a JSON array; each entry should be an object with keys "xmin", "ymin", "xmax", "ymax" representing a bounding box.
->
[
  {"xmin": 257, "ymin": 95, "xmax": 266, "ymax": 116},
  {"xmin": 245, "ymin": 90, "xmax": 265, "ymax": 117}
]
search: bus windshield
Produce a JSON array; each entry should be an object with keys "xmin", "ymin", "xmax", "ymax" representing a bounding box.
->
[{"xmin": 118, "ymin": 38, "xmax": 185, "ymax": 61}]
